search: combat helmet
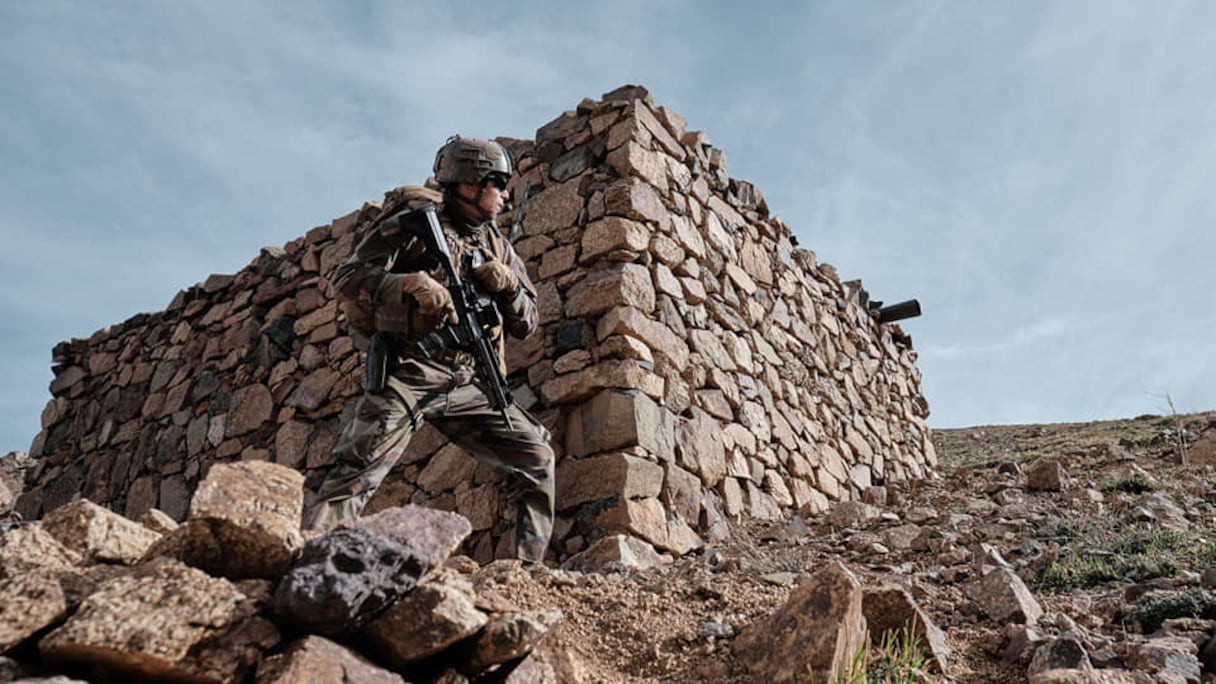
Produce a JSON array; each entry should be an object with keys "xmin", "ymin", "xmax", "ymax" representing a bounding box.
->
[{"xmin": 432, "ymin": 135, "xmax": 513, "ymax": 186}]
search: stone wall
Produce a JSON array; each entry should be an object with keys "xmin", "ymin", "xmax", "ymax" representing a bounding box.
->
[{"xmin": 18, "ymin": 85, "xmax": 935, "ymax": 563}]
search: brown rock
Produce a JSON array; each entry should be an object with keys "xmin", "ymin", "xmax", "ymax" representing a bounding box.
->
[
  {"xmin": 596, "ymin": 497, "xmax": 669, "ymax": 548},
  {"xmin": 564, "ymin": 264, "xmax": 656, "ymax": 318},
  {"xmin": 41, "ymin": 499, "xmax": 162, "ymax": 565},
  {"xmin": 145, "ymin": 461, "xmax": 303, "ymax": 579},
  {"xmin": 256, "ymin": 635, "xmax": 406, "ymax": 684},
  {"xmin": 357, "ymin": 504, "xmax": 473, "ymax": 572},
  {"xmin": 417, "ymin": 443, "xmax": 479, "ymax": 494},
  {"xmin": 604, "ymin": 177, "xmax": 667, "ymax": 225},
  {"xmin": 0, "ymin": 570, "xmax": 69, "ymax": 652},
  {"xmin": 541, "ymin": 357, "xmax": 665, "ymax": 405},
  {"xmin": 361, "ymin": 571, "xmax": 487, "ymax": 667},
  {"xmin": 606, "ymin": 142, "xmax": 667, "ymax": 190},
  {"xmin": 733, "ymin": 561, "xmax": 868, "ymax": 683},
  {"xmin": 555, "ymin": 452, "xmax": 664, "ymax": 510},
  {"xmin": 563, "ymin": 390, "xmax": 675, "ymax": 461},
  {"xmin": 580, "ymin": 217, "xmax": 653, "ymax": 265},
  {"xmin": 1186, "ymin": 425, "xmax": 1216, "ymax": 465},
  {"xmin": 461, "ymin": 609, "xmax": 563, "ymax": 675},
  {"xmin": 225, "ymin": 384, "xmax": 274, "ymax": 437},
  {"xmin": 596, "ymin": 305, "xmax": 689, "ymax": 370},
  {"xmin": 862, "ymin": 586, "xmax": 952, "ymax": 672},
  {"xmin": 0, "ymin": 480, "xmax": 12, "ymax": 514},
  {"xmin": 285, "ymin": 367, "xmax": 340, "ymax": 411},
  {"xmin": 661, "ymin": 464, "xmax": 702, "ymax": 524},
  {"xmin": 39, "ymin": 558, "xmax": 280, "ymax": 684},
  {"xmin": 1027, "ymin": 459, "xmax": 1066, "ymax": 491},
  {"xmin": 139, "ymin": 508, "xmax": 179, "ymax": 536},
  {"xmin": 528, "ymin": 180, "xmax": 584, "ymax": 234},
  {"xmin": 0, "ymin": 524, "xmax": 81, "ymax": 578},
  {"xmin": 675, "ymin": 408, "xmax": 726, "ymax": 487},
  {"xmin": 562, "ymin": 534, "xmax": 667, "ymax": 572}
]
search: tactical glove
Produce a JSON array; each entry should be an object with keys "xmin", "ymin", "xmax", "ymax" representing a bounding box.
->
[
  {"xmin": 472, "ymin": 256, "xmax": 519, "ymax": 295},
  {"xmin": 402, "ymin": 272, "xmax": 457, "ymax": 324}
]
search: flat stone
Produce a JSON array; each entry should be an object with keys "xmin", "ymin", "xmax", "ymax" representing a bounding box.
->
[
  {"xmin": 461, "ymin": 609, "xmax": 563, "ymax": 675},
  {"xmin": 256, "ymin": 635, "xmax": 406, "ymax": 684},
  {"xmin": 556, "ymin": 452, "xmax": 664, "ymax": 510},
  {"xmin": 357, "ymin": 504, "xmax": 473, "ymax": 573},
  {"xmin": 564, "ymin": 264, "xmax": 656, "ymax": 318},
  {"xmin": 596, "ymin": 497, "xmax": 669, "ymax": 549},
  {"xmin": 561, "ymin": 534, "xmax": 667, "ymax": 572},
  {"xmin": 40, "ymin": 499, "xmax": 162, "ymax": 565},
  {"xmin": 40, "ymin": 558, "xmax": 279, "ymax": 684},
  {"xmin": 224, "ymin": 384, "xmax": 274, "ymax": 437},
  {"xmin": 675, "ymin": 408, "xmax": 726, "ymax": 488},
  {"xmin": 1027, "ymin": 459, "xmax": 1066, "ymax": 491},
  {"xmin": 563, "ymin": 390, "xmax": 675, "ymax": 462},
  {"xmin": 0, "ymin": 570, "xmax": 69, "ymax": 652},
  {"xmin": 596, "ymin": 306, "xmax": 688, "ymax": 371},
  {"xmin": 0, "ymin": 524, "xmax": 82, "ymax": 578},
  {"xmin": 863, "ymin": 585, "xmax": 952, "ymax": 673}
]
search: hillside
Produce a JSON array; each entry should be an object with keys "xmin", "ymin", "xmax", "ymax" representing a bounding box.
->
[{"xmin": 3, "ymin": 410, "xmax": 1216, "ymax": 682}]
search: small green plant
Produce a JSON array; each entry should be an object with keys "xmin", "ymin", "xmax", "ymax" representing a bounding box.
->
[
  {"xmin": 1126, "ymin": 589, "xmax": 1216, "ymax": 633},
  {"xmin": 1045, "ymin": 520, "xmax": 1085, "ymax": 543},
  {"xmin": 1038, "ymin": 525, "xmax": 1196, "ymax": 590},
  {"xmin": 1099, "ymin": 472, "xmax": 1161, "ymax": 494},
  {"xmin": 834, "ymin": 625, "xmax": 929, "ymax": 684}
]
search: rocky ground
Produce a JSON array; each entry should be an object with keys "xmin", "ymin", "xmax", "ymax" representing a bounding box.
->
[
  {"xmin": 485, "ymin": 409, "xmax": 1216, "ymax": 682},
  {"xmin": 3, "ymin": 410, "xmax": 1216, "ymax": 683}
]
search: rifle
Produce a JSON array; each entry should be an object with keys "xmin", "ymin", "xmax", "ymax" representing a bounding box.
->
[
  {"xmin": 507, "ymin": 182, "xmax": 532, "ymax": 242},
  {"xmin": 399, "ymin": 204, "xmax": 516, "ymax": 429}
]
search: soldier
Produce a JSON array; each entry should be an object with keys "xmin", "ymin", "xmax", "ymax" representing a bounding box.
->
[{"xmin": 303, "ymin": 135, "xmax": 554, "ymax": 565}]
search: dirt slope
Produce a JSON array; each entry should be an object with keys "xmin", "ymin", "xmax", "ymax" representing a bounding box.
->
[{"xmin": 487, "ymin": 410, "xmax": 1216, "ymax": 682}]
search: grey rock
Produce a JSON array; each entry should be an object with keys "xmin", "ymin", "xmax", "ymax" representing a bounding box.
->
[
  {"xmin": 1029, "ymin": 637, "xmax": 1092, "ymax": 676},
  {"xmin": 272, "ymin": 527, "xmax": 426, "ymax": 635},
  {"xmin": 969, "ymin": 567, "xmax": 1043, "ymax": 624}
]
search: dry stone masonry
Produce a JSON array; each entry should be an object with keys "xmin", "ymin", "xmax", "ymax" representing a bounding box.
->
[{"xmin": 18, "ymin": 85, "xmax": 935, "ymax": 563}]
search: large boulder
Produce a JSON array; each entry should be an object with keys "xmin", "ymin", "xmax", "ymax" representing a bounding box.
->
[
  {"xmin": 39, "ymin": 558, "xmax": 279, "ymax": 684},
  {"xmin": 361, "ymin": 570, "xmax": 488, "ymax": 668},
  {"xmin": 143, "ymin": 461, "xmax": 304, "ymax": 579},
  {"xmin": 733, "ymin": 561, "xmax": 868, "ymax": 683},
  {"xmin": 271, "ymin": 527, "xmax": 426, "ymax": 635}
]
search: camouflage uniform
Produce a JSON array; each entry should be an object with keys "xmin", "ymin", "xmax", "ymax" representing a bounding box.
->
[{"xmin": 303, "ymin": 182, "xmax": 554, "ymax": 564}]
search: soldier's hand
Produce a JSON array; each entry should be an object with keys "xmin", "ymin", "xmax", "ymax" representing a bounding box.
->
[
  {"xmin": 402, "ymin": 272, "xmax": 458, "ymax": 324},
  {"xmin": 472, "ymin": 256, "xmax": 519, "ymax": 295}
]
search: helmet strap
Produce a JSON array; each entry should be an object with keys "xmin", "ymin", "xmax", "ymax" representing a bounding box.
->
[{"xmin": 449, "ymin": 184, "xmax": 491, "ymax": 224}]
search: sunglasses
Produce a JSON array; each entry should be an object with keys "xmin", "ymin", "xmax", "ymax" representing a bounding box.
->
[{"xmin": 482, "ymin": 173, "xmax": 511, "ymax": 191}]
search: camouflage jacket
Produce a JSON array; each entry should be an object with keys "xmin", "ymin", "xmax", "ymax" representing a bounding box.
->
[{"xmin": 331, "ymin": 185, "xmax": 539, "ymax": 368}]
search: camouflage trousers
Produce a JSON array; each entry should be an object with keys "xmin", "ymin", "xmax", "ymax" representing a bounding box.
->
[{"xmin": 302, "ymin": 358, "xmax": 555, "ymax": 564}]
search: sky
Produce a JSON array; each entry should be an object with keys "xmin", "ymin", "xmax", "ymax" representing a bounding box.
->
[{"xmin": 2, "ymin": 1, "xmax": 1214, "ymax": 453}]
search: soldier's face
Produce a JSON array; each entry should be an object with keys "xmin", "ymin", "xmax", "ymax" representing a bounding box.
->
[
  {"xmin": 478, "ymin": 184, "xmax": 508, "ymax": 216},
  {"xmin": 457, "ymin": 181, "xmax": 509, "ymax": 218}
]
